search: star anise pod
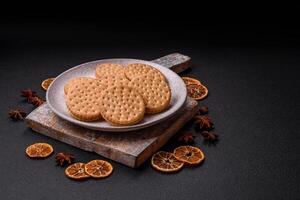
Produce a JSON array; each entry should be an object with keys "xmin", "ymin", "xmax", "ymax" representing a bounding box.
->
[
  {"xmin": 198, "ymin": 106, "xmax": 209, "ymax": 115},
  {"xmin": 9, "ymin": 109, "xmax": 27, "ymax": 120},
  {"xmin": 177, "ymin": 131, "xmax": 195, "ymax": 144},
  {"xmin": 21, "ymin": 89, "xmax": 37, "ymax": 98},
  {"xmin": 28, "ymin": 96, "xmax": 45, "ymax": 106},
  {"xmin": 55, "ymin": 152, "xmax": 75, "ymax": 166},
  {"xmin": 201, "ymin": 131, "xmax": 218, "ymax": 142},
  {"xmin": 194, "ymin": 115, "xmax": 214, "ymax": 130}
]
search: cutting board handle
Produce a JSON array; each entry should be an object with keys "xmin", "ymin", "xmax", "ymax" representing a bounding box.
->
[{"xmin": 151, "ymin": 53, "xmax": 191, "ymax": 73}]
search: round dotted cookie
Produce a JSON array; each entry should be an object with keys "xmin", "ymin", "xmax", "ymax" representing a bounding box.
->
[
  {"xmin": 99, "ymin": 86, "xmax": 145, "ymax": 126},
  {"xmin": 64, "ymin": 77, "xmax": 95, "ymax": 95},
  {"xmin": 125, "ymin": 63, "xmax": 165, "ymax": 80},
  {"xmin": 95, "ymin": 63, "xmax": 125, "ymax": 78},
  {"xmin": 128, "ymin": 74, "xmax": 171, "ymax": 114},
  {"xmin": 65, "ymin": 78, "xmax": 107, "ymax": 121},
  {"xmin": 96, "ymin": 73, "xmax": 130, "ymax": 87}
]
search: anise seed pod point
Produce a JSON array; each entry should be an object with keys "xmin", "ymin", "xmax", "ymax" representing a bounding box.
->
[
  {"xmin": 9, "ymin": 109, "xmax": 27, "ymax": 120},
  {"xmin": 55, "ymin": 152, "xmax": 75, "ymax": 167},
  {"xmin": 201, "ymin": 131, "xmax": 218, "ymax": 142},
  {"xmin": 198, "ymin": 106, "xmax": 209, "ymax": 115},
  {"xmin": 21, "ymin": 89, "xmax": 37, "ymax": 98},
  {"xmin": 193, "ymin": 115, "xmax": 214, "ymax": 131},
  {"xmin": 28, "ymin": 96, "xmax": 45, "ymax": 107},
  {"xmin": 177, "ymin": 131, "xmax": 196, "ymax": 144}
]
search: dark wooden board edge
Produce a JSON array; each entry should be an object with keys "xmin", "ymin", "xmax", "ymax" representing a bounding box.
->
[{"xmin": 151, "ymin": 53, "xmax": 191, "ymax": 73}]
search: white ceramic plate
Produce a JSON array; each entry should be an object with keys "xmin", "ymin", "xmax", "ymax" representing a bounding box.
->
[{"xmin": 46, "ymin": 59, "xmax": 187, "ymax": 132}]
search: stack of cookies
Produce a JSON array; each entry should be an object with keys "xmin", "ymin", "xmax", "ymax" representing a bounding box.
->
[{"xmin": 64, "ymin": 63, "xmax": 171, "ymax": 126}]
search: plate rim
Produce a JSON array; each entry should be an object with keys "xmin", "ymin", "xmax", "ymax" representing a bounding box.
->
[{"xmin": 46, "ymin": 58, "xmax": 187, "ymax": 132}]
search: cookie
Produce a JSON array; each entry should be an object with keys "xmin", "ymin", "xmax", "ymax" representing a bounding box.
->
[
  {"xmin": 65, "ymin": 78, "xmax": 107, "ymax": 121},
  {"xmin": 124, "ymin": 63, "xmax": 165, "ymax": 80},
  {"xmin": 128, "ymin": 74, "xmax": 171, "ymax": 114},
  {"xmin": 95, "ymin": 63, "xmax": 124, "ymax": 78},
  {"xmin": 96, "ymin": 73, "xmax": 130, "ymax": 87},
  {"xmin": 99, "ymin": 85, "xmax": 145, "ymax": 125},
  {"xmin": 64, "ymin": 77, "xmax": 93, "ymax": 95}
]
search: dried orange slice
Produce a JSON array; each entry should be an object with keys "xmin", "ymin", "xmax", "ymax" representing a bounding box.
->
[
  {"xmin": 173, "ymin": 146, "xmax": 205, "ymax": 165},
  {"xmin": 84, "ymin": 160, "xmax": 113, "ymax": 178},
  {"xmin": 182, "ymin": 77, "xmax": 202, "ymax": 85},
  {"xmin": 25, "ymin": 143, "xmax": 53, "ymax": 158},
  {"xmin": 186, "ymin": 83, "xmax": 208, "ymax": 100},
  {"xmin": 41, "ymin": 78, "xmax": 55, "ymax": 91},
  {"xmin": 65, "ymin": 163, "xmax": 90, "ymax": 180},
  {"xmin": 151, "ymin": 151, "xmax": 184, "ymax": 173}
]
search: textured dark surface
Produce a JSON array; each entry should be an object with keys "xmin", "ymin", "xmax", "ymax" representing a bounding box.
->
[{"xmin": 0, "ymin": 19, "xmax": 299, "ymax": 200}]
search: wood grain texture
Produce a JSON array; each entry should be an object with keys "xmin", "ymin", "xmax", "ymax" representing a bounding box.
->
[
  {"xmin": 25, "ymin": 53, "xmax": 195, "ymax": 168},
  {"xmin": 152, "ymin": 53, "xmax": 191, "ymax": 73},
  {"xmin": 26, "ymin": 98, "xmax": 198, "ymax": 167}
]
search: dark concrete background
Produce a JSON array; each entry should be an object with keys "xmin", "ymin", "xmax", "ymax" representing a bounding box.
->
[{"xmin": 0, "ymin": 13, "xmax": 299, "ymax": 200}]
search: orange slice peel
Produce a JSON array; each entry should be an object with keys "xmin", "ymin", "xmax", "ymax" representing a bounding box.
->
[
  {"xmin": 25, "ymin": 143, "xmax": 53, "ymax": 158},
  {"xmin": 151, "ymin": 151, "xmax": 184, "ymax": 173},
  {"xmin": 181, "ymin": 77, "xmax": 202, "ymax": 85},
  {"xmin": 186, "ymin": 83, "xmax": 208, "ymax": 100},
  {"xmin": 41, "ymin": 78, "xmax": 55, "ymax": 91},
  {"xmin": 65, "ymin": 163, "xmax": 90, "ymax": 180},
  {"xmin": 173, "ymin": 146, "xmax": 205, "ymax": 165},
  {"xmin": 84, "ymin": 160, "xmax": 113, "ymax": 178}
]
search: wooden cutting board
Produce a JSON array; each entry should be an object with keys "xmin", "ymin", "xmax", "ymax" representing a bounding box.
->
[{"xmin": 26, "ymin": 53, "xmax": 198, "ymax": 168}]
